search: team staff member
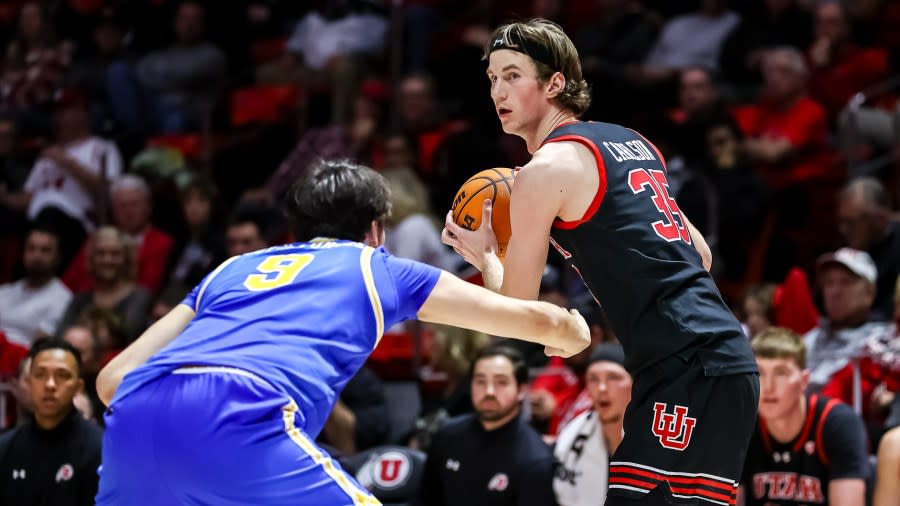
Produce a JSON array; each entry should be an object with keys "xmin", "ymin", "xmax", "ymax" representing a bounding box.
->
[
  {"xmin": 0, "ymin": 338, "xmax": 102, "ymax": 506},
  {"xmin": 740, "ymin": 328, "xmax": 867, "ymax": 506},
  {"xmin": 419, "ymin": 344, "xmax": 557, "ymax": 506}
]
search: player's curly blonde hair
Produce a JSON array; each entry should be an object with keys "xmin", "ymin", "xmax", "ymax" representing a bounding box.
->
[{"xmin": 484, "ymin": 18, "xmax": 591, "ymax": 116}]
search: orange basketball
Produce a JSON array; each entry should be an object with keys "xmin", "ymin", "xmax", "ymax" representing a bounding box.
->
[{"xmin": 451, "ymin": 167, "xmax": 515, "ymax": 258}]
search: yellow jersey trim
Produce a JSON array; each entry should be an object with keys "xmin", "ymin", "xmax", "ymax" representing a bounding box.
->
[
  {"xmin": 359, "ymin": 247, "xmax": 385, "ymax": 346},
  {"xmin": 194, "ymin": 256, "xmax": 240, "ymax": 312},
  {"xmin": 282, "ymin": 401, "xmax": 381, "ymax": 505}
]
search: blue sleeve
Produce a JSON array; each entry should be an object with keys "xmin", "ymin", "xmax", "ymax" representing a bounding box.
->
[
  {"xmin": 180, "ymin": 283, "xmax": 201, "ymax": 311},
  {"xmin": 179, "ymin": 256, "xmax": 240, "ymax": 313},
  {"xmin": 382, "ymin": 254, "xmax": 442, "ymax": 322}
]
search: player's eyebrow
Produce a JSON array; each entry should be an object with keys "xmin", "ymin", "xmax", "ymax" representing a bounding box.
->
[{"xmin": 486, "ymin": 64, "xmax": 523, "ymax": 76}]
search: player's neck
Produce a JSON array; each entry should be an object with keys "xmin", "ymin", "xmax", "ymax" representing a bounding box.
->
[
  {"xmin": 765, "ymin": 395, "xmax": 808, "ymax": 444},
  {"xmin": 525, "ymin": 108, "xmax": 577, "ymax": 154}
]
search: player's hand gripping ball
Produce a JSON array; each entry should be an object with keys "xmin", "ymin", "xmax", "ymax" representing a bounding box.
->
[{"xmin": 451, "ymin": 168, "xmax": 515, "ymax": 258}]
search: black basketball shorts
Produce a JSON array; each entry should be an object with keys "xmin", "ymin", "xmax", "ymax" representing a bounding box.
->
[{"xmin": 605, "ymin": 351, "xmax": 759, "ymax": 506}]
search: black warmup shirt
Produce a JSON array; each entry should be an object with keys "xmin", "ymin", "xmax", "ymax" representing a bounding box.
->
[
  {"xmin": 418, "ymin": 412, "xmax": 556, "ymax": 506},
  {"xmin": 0, "ymin": 409, "xmax": 103, "ymax": 506}
]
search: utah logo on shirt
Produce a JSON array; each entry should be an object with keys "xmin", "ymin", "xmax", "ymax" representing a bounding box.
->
[
  {"xmin": 487, "ymin": 472, "xmax": 509, "ymax": 492},
  {"xmin": 55, "ymin": 463, "xmax": 74, "ymax": 483}
]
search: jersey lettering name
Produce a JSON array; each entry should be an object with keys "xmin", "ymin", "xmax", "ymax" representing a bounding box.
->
[
  {"xmin": 602, "ymin": 140, "xmax": 655, "ymax": 163},
  {"xmin": 752, "ymin": 472, "xmax": 825, "ymax": 503}
]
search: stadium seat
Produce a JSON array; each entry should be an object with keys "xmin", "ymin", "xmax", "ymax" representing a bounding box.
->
[
  {"xmin": 341, "ymin": 445, "xmax": 427, "ymax": 506},
  {"xmin": 382, "ymin": 381, "xmax": 422, "ymax": 446}
]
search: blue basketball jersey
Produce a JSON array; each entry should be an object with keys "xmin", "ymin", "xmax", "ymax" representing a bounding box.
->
[{"xmin": 112, "ymin": 239, "xmax": 441, "ymax": 438}]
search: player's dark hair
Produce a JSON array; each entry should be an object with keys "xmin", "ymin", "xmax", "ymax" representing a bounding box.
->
[
  {"xmin": 472, "ymin": 342, "xmax": 528, "ymax": 386},
  {"xmin": 284, "ymin": 159, "xmax": 392, "ymax": 242},
  {"xmin": 28, "ymin": 337, "xmax": 82, "ymax": 374}
]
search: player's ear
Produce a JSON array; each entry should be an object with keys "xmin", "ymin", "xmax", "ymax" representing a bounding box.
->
[
  {"xmin": 545, "ymin": 72, "xmax": 565, "ymax": 98},
  {"xmin": 363, "ymin": 219, "xmax": 385, "ymax": 248}
]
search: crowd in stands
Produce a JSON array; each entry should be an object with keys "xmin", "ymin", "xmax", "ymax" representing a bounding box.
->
[{"xmin": 0, "ymin": 0, "xmax": 899, "ymax": 504}]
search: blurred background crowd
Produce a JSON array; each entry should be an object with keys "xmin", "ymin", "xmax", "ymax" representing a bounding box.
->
[{"xmin": 0, "ymin": 0, "xmax": 899, "ymax": 504}]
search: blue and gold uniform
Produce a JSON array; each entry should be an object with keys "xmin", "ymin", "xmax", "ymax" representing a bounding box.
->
[{"xmin": 97, "ymin": 239, "xmax": 441, "ymax": 505}]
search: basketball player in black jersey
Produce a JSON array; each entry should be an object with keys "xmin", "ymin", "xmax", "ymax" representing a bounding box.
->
[
  {"xmin": 741, "ymin": 328, "xmax": 867, "ymax": 505},
  {"xmin": 443, "ymin": 18, "xmax": 760, "ymax": 505}
]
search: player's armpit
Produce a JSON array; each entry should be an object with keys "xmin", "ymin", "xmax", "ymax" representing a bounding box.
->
[
  {"xmin": 827, "ymin": 478, "xmax": 865, "ymax": 506},
  {"xmin": 417, "ymin": 272, "xmax": 590, "ymax": 357},
  {"xmin": 96, "ymin": 304, "xmax": 196, "ymax": 405}
]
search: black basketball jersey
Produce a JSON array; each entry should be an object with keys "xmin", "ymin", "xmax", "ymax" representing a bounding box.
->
[
  {"xmin": 741, "ymin": 394, "xmax": 868, "ymax": 505},
  {"xmin": 542, "ymin": 121, "xmax": 754, "ymax": 375}
]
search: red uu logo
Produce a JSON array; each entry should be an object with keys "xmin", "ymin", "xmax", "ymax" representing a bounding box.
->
[{"xmin": 651, "ymin": 402, "xmax": 697, "ymax": 451}]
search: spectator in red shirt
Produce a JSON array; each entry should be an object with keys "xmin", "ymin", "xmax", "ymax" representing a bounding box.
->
[
  {"xmin": 63, "ymin": 174, "xmax": 174, "ymax": 296},
  {"xmin": 737, "ymin": 46, "xmax": 836, "ymax": 275},
  {"xmin": 807, "ymin": 1, "xmax": 890, "ymax": 125},
  {"xmin": 738, "ymin": 47, "xmax": 833, "ymax": 192}
]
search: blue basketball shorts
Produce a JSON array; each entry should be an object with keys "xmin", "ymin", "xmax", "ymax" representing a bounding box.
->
[{"xmin": 96, "ymin": 366, "xmax": 380, "ymax": 505}]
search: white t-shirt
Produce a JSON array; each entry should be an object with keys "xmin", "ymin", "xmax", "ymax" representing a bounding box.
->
[
  {"xmin": 24, "ymin": 137, "xmax": 123, "ymax": 230},
  {"xmin": 0, "ymin": 278, "xmax": 73, "ymax": 347},
  {"xmin": 286, "ymin": 11, "xmax": 388, "ymax": 70},
  {"xmin": 553, "ymin": 411, "xmax": 610, "ymax": 506}
]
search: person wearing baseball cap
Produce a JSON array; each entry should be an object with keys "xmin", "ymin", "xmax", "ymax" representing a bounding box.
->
[
  {"xmin": 553, "ymin": 343, "xmax": 630, "ymax": 506},
  {"xmin": 817, "ymin": 247, "xmax": 878, "ymax": 286},
  {"xmin": 805, "ymin": 247, "xmax": 893, "ymax": 392}
]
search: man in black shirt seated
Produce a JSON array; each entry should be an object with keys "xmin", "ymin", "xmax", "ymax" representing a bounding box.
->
[
  {"xmin": 0, "ymin": 338, "xmax": 102, "ymax": 505},
  {"xmin": 419, "ymin": 343, "xmax": 556, "ymax": 506}
]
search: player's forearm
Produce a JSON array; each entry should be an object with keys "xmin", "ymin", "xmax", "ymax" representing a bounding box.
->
[
  {"xmin": 481, "ymin": 253, "xmax": 504, "ymax": 292},
  {"xmin": 417, "ymin": 272, "xmax": 589, "ymax": 356},
  {"xmin": 96, "ymin": 304, "xmax": 195, "ymax": 405}
]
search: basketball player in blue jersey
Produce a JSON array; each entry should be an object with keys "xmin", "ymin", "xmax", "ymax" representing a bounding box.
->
[
  {"xmin": 94, "ymin": 159, "xmax": 590, "ymax": 505},
  {"xmin": 443, "ymin": 19, "xmax": 760, "ymax": 506}
]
